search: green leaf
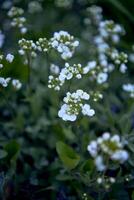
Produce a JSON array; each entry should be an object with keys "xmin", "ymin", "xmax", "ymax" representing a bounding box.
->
[
  {"xmin": 56, "ymin": 141, "xmax": 80, "ymax": 170},
  {"xmin": 81, "ymin": 159, "xmax": 94, "ymax": 173},
  {"xmin": 132, "ymin": 191, "xmax": 134, "ymax": 200},
  {"xmin": 0, "ymin": 150, "xmax": 8, "ymax": 159},
  {"xmin": 4, "ymin": 140, "xmax": 20, "ymax": 161}
]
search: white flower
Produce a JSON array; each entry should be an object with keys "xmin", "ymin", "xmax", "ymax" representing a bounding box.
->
[
  {"xmin": 97, "ymin": 72, "xmax": 108, "ymax": 84},
  {"xmin": 58, "ymin": 104, "xmax": 77, "ymax": 121},
  {"xmin": 6, "ymin": 53, "xmax": 14, "ymax": 63},
  {"xmin": 87, "ymin": 141, "xmax": 98, "ymax": 157},
  {"xmin": 82, "ymin": 104, "xmax": 95, "ymax": 116},
  {"xmin": 50, "ymin": 31, "xmax": 79, "ymax": 60},
  {"xmin": 58, "ymin": 90, "xmax": 94, "ymax": 121},
  {"xmin": 111, "ymin": 150, "xmax": 129, "ymax": 163},
  {"xmin": 123, "ymin": 83, "xmax": 134, "ymax": 98},
  {"xmin": 83, "ymin": 61, "xmax": 97, "ymax": 74},
  {"xmin": 120, "ymin": 63, "xmax": 127, "ymax": 73},
  {"xmin": 95, "ymin": 156, "xmax": 106, "ymax": 171},
  {"xmin": 50, "ymin": 64, "xmax": 60, "ymax": 75},
  {"xmin": 0, "ymin": 77, "xmax": 11, "ymax": 87},
  {"xmin": 12, "ymin": 79, "xmax": 22, "ymax": 90},
  {"xmin": 102, "ymin": 132, "xmax": 110, "ymax": 140}
]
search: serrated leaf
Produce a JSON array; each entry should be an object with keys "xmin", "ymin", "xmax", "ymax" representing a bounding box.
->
[{"xmin": 56, "ymin": 141, "xmax": 80, "ymax": 170}]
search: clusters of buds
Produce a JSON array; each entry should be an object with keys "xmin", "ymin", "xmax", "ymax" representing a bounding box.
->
[
  {"xmin": 109, "ymin": 49, "xmax": 128, "ymax": 73},
  {"xmin": 87, "ymin": 132, "xmax": 129, "ymax": 171},
  {"xmin": 18, "ymin": 38, "xmax": 37, "ymax": 58},
  {"xmin": 48, "ymin": 75, "xmax": 64, "ymax": 91},
  {"xmin": 50, "ymin": 31, "xmax": 79, "ymax": 60},
  {"xmin": 123, "ymin": 84, "xmax": 134, "ymax": 98},
  {"xmin": 0, "ymin": 30, "xmax": 5, "ymax": 48},
  {"xmin": 8, "ymin": 6, "xmax": 27, "ymax": 34},
  {"xmin": 97, "ymin": 176, "xmax": 116, "ymax": 189},
  {"xmin": 58, "ymin": 90, "xmax": 95, "ymax": 121},
  {"xmin": 36, "ymin": 38, "xmax": 51, "ymax": 53}
]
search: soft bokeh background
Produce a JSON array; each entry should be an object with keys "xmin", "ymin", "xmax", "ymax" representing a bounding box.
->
[{"xmin": 0, "ymin": 0, "xmax": 134, "ymax": 200}]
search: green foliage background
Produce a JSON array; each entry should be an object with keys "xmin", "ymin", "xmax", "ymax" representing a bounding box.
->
[{"xmin": 0, "ymin": 0, "xmax": 134, "ymax": 199}]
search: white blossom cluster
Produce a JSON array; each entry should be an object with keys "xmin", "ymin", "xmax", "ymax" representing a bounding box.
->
[
  {"xmin": 123, "ymin": 84, "xmax": 134, "ymax": 98},
  {"xmin": 0, "ymin": 30, "xmax": 5, "ymax": 48},
  {"xmin": 48, "ymin": 75, "xmax": 64, "ymax": 91},
  {"xmin": 83, "ymin": 61, "xmax": 108, "ymax": 84},
  {"xmin": 48, "ymin": 62, "xmax": 84, "ymax": 90},
  {"xmin": 92, "ymin": 14, "xmax": 128, "ymax": 75},
  {"xmin": 87, "ymin": 132, "xmax": 129, "ymax": 171},
  {"xmin": 50, "ymin": 31, "xmax": 79, "ymax": 60},
  {"xmin": 99, "ymin": 20, "xmax": 124, "ymax": 43},
  {"xmin": 0, "ymin": 53, "xmax": 14, "ymax": 69},
  {"xmin": 58, "ymin": 90, "xmax": 95, "ymax": 121},
  {"xmin": 109, "ymin": 49, "xmax": 128, "ymax": 73},
  {"xmin": 8, "ymin": 6, "xmax": 27, "ymax": 34},
  {"xmin": 18, "ymin": 38, "xmax": 37, "ymax": 58},
  {"xmin": 59, "ymin": 63, "xmax": 83, "ymax": 81},
  {"xmin": 0, "ymin": 53, "xmax": 22, "ymax": 89}
]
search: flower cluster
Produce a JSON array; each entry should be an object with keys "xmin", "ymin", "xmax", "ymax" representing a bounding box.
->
[
  {"xmin": 36, "ymin": 38, "xmax": 51, "ymax": 53},
  {"xmin": 0, "ymin": 53, "xmax": 14, "ymax": 69},
  {"xmin": 18, "ymin": 38, "xmax": 37, "ymax": 57},
  {"xmin": 48, "ymin": 75, "xmax": 63, "ymax": 91},
  {"xmin": 83, "ymin": 61, "xmax": 108, "ymax": 84},
  {"xmin": 50, "ymin": 31, "xmax": 79, "ymax": 60},
  {"xmin": 109, "ymin": 50, "xmax": 128, "ymax": 73},
  {"xmin": 0, "ymin": 30, "xmax": 5, "ymax": 48},
  {"xmin": 59, "ymin": 63, "xmax": 83, "ymax": 81},
  {"xmin": 58, "ymin": 90, "xmax": 95, "ymax": 121},
  {"xmin": 87, "ymin": 132, "xmax": 129, "ymax": 171},
  {"xmin": 99, "ymin": 20, "xmax": 124, "ymax": 43},
  {"xmin": 8, "ymin": 6, "xmax": 27, "ymax": 34},
  {"xmin": 123, "ymin": 84, "xmax": 134, "ymax": 98},
  {"xmin": 0, "ymin": 53, "xmax": 22, "ymax": 89}
]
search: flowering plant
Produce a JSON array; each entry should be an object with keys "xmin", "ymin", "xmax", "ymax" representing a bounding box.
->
[{"xmin": 0, "ymin": 0, "xmax": 134, "ymax": 200}]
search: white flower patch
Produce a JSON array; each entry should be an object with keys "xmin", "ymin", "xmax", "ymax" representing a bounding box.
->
[
  {"xmin": 50, "ymin": 31, "xmax": 79, "ymax": 60},
  {"xmin": 0, "ymin": 77, "xmax": 11, "ymax": 87},
  {"xmin": 58, "ymin": 90, "xmax": 95, "ymax": 121},
  {"xmin": 6, "ymin": 53, "xmax": 14, "ymax": 63},
  {"xmin": 87, "ymin": 132, "xmax": 129, "ymax": 171},
  {"xmin": 97, "ymin": 72, "xmax": 108, "ymax": 84},
  {"xmin": 123, "ymin": 83, "xmax": 134, "ymax": 98},
  {"xmin": 50, "ymin": 64, "xmax": 60, "ymax": 75},
  {"xmin": 8, "ymin": 6, "xmax": 27, "ymax": 34},
  {"xmin": 12, "ymin": 79, "xmax": 22, "ymax": 90}
]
